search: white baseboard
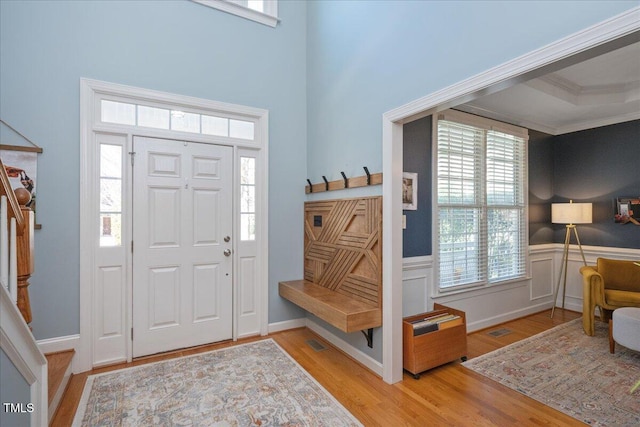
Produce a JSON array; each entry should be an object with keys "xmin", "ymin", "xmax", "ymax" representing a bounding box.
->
[
  {"xmin": 37, "ymin": 334, "xmax": 80, "ymax": 373},
  {"xmin": 267, "ymin": 317, "xmax": 383, "ymax": 377},
  {"xmin": 466, "ymin": 302, "xmax": 555, "ymax": 332},
  {"xmin": 305, "ymin": 318, "xmax": 383, "ymax": 377},
  {"xmin": 268, "ymin": 318, "xmax": 306, "ymax": 334}
]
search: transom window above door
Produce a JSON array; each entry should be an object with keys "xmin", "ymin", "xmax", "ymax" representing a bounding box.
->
[{"xmin": 100, "ymin": 100, "xmax": 256, "ymax": 141}]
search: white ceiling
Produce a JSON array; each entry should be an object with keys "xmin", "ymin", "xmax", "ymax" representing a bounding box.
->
[{"xmin": 458, "ymin": 42, "xmax": 640, "ymax": 135}]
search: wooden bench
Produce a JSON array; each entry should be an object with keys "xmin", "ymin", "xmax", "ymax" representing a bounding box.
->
[
  {"xmin": 280, "ymin": 196, "xmax": 383, "ymax": 347},
  {"xmin": 279, "ymin": 280, "xmax": 382, "ymax": 333}
]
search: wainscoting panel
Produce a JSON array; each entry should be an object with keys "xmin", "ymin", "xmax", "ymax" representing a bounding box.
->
[
  {"xmin": 530, "ymin": 256, "xmax": 554, "ymax": 300},
  {"xmin": 401, "ymin": 256, "xmax": 431, "ymax": 316},
  {"xmin": 403, "ymin": 245, "xmax": 640, "ymax": 331},
  {"xmin": 529, "ymin": 244, "xmax": 556, "ymax": 302}
]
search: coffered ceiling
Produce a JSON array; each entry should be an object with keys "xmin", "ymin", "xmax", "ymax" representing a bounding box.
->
[{"xmin": 458, "ymin": 42, "xmax": 640, "ymax": 135}]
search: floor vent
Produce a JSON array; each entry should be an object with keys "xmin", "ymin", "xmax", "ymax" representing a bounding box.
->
[
  {"xmin": 488, "ymin": 328, "xmax": 512, "ymax": 337},
  {"xmin": 306, "ymin": 339, "xmax": 327, "ymax": 352}
]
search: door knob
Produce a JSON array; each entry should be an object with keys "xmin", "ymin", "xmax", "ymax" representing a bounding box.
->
[
  {"xmin": 224, "ymin": 236, "xmax": 231, "ymax": 242},
  {"xmin": 224, "ymin": 249, "xmax": 232, "ymax": 257}
]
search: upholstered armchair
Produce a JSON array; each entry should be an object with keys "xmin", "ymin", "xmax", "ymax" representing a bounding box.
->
[{"xmin": 580, "ymin": 258, "xmax": 640, "ymax": 336}]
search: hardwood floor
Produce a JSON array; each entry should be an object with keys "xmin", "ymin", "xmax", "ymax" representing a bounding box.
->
[{"xmin": 52, "ymin": 309, "xmax": 584, "ymax": 426}]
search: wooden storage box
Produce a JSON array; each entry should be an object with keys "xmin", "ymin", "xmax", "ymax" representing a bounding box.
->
[{"xmin": 402, "ymin": 303, "xmax": 467, "ymax": 378}]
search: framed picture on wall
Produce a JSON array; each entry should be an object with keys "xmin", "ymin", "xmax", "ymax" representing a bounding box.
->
[
  {"xmin": 1, "ymin": 145, "xmax": 42, "ymax": 228},
  {"xmin": 615, "ymin": 196, "xmax": 640, "ymax": 225},
  {"xmin": 402, "ymin": 172, "xmax": 418, "ymax": 210}
]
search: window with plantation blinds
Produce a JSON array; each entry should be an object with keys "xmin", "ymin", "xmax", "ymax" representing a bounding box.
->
[{"xmin": 435, "ymin": 110, "xmax": 528, "ymax": 291}]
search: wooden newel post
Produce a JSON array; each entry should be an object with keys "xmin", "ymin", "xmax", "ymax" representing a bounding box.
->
[{"xmin": 15, "ymin": 187, "xmax": 34, "ymax": 325}]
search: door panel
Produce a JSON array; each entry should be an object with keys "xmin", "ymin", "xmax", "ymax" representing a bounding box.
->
[
  {"xmin": 148, "ymin": 187, "xmax": 181, "ymax": 247},
  {"xmin": 193, "ymin": 264, "xmax": 220, "ymax": 321},
  {"xmin": 193, "ymin": 189, "xmax": 219, "ymax": 245},
  {"xmin": 148, "ymin": 266, "xmax": 180, "ymax": 328},
  {"xmin": 133, "ymin": 136, "xmax": 233, "ymax": 357}
]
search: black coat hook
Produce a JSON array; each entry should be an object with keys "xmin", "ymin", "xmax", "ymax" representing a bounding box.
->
[
  {"xmin": 307, "ymin": 179, "xmax": 313, "ymax": 193},
  {"xmin": 341, "ymin": 171, "xmax": 348, "ymax": 188},
  {"xmin": 322, "ymin": 176, "xmax": 329, "ymax": 191},
  {"xmin": 363, "ymin": 166, "xmax": 371, "ymax": 185}
]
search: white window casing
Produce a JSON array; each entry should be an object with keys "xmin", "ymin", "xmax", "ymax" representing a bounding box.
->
[
  {"xmin": 434, "ymin": 110, "xmax": 529, "ymax": 293},
  {"xmin": 191, "ymin": 0, "xmax": 279, "ymax": 27}
]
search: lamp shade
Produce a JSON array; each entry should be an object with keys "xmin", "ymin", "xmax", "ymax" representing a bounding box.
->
[{"xmin": 551, "ymin": 202, "xmax": 592, "ymax": 224}]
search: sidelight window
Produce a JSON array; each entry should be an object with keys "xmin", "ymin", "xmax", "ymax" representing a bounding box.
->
[
  {"xmin": 99, "ymin": 144, "xmax": 123, "ymax": 247},
  {"xmin": 240, "ymin": 156, "xmax": 256, "ymax": 241}
]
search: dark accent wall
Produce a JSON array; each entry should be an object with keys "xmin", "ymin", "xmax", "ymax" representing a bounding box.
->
[
  {"xmin": 553, "ymin": 120, "xmax": 640, "ymax": 249},
  {"xmin": 403, "ymin": 115, "xmax": 432, "ymax": 257},
  {"xmin": 529, "ymin": 129, "xmax": 555, "ymax": 245},
  {"xmin": 402, "ymin": 118, "xmax": 639, "ymax": 258}
]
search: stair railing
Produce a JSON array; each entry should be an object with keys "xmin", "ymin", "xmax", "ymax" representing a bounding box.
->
[
  {"xmin": 1, "ymin": 157, "xmax": 34, "ymax": 324},
  {"xmin": 0, "ymin": 157, "xmax": 47, "ymax": 426}
]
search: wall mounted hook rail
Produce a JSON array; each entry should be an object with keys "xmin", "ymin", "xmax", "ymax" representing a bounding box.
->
[{"xmin": 305, "ymin": 168, "xmax": 383, "ymax": 194}]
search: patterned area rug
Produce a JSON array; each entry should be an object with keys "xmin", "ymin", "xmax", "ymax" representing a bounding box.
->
[
  {"xmin": 73, "ymin": 339, "xmax": 361, "ymax": 426},
  {"xmin": 463, "ymin": 318, "xmax": 640, "ymax": 426}
]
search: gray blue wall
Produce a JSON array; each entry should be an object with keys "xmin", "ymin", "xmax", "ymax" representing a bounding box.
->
[
  {"xmin": 553, "ymin": 120, "xmax": 640, "ymax": 249},
  {"xmin": 403, "ymin": 116, "xmax": 432, "ymax": 257},
  {"xmin": 529, "ymin": 130, "xmax": 556, "ymax": 245},
  {"xmin": 0, "ymin": 349, "xmax": 31, "ymax": 427}
]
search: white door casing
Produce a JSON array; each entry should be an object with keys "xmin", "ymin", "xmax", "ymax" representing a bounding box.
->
[
  {"xmin": 132, "ymin": 137, "xmax": 233, "ymax": 357},
  {"xmin": 79, "ymin": 79, "xmax": 269, "ymax": 372}
]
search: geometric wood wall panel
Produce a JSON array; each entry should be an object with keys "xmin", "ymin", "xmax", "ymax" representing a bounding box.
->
[{"xmin": 304, "ymin": 196, "xmax": 382, "ymax": 308}]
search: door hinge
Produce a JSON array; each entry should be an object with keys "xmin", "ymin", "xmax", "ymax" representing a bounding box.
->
[
  {"xmin": 129, "ymin": 151, "xmax": 136, "ymax": 166},
  {"xmin": 131, "ymin": 240, "xmax": 133, "ymax": 253},
  {"xmin": 131, "ymin": 328, "xmax": 133, "ymax": 340}
]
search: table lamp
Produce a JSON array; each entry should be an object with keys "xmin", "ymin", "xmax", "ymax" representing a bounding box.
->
[{"xmin": 550, "ymin": 200, "xmax": 592, "ymax": 318}]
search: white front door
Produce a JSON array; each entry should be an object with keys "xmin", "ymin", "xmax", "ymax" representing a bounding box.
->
[{"xmin": 132, "ymin": 136, "xmax": 233, "ymax": 357}]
